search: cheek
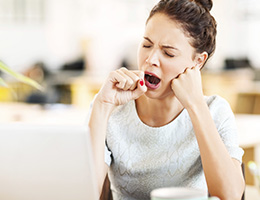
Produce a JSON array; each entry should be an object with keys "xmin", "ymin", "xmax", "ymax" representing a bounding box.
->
[
  {"xmin": 162, "ymin": 59, "xmax": 193, "ymax": 80},
  {"xmin": 163, "ymin": 61, "xmax": 185, "ymax": 78}
]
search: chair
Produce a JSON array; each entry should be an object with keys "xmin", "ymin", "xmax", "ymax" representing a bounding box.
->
[
  {"xmin": 241, "ymin": 163, "xmax": 245, "ymax": 200},
  {"xmin": 100, "ymin": 174, "xmax": 113, "ymax": 200}
]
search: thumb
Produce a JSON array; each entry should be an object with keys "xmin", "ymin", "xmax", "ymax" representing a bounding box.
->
[{"xmin": 131, "ymin": 79, "xmax": 147, "ymax": 99}]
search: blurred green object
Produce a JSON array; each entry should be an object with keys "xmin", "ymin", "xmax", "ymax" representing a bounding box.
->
[
  {"xmin": 248, "ymin": 161, "xmax": 260, "ymax": 189},
  {"xmin": 0, "ymin": 60, "xmax": 43, "ymax": 91}
]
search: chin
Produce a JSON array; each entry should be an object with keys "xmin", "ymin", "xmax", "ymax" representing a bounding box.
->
[
  {"xmin": 144, "ymin": 89, "xmax": 173, "ymax": 100},
  {"xmin": 145, "ymin": 90, "xmax": 165, "ymax": 99}
]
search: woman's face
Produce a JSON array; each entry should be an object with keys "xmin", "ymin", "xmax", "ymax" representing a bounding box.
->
[{"xmin": 138, "ymin": 13, "xmax": 199, "ymax": 99}]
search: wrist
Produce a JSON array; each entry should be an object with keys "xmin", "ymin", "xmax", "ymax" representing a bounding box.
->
[
  {"xmin": 186, "ymin": 97, "xmax": 207, "ymax": 114},
  {"xmin": 94, "ymin": 95, "xmax": 116, "ymax": 115}
]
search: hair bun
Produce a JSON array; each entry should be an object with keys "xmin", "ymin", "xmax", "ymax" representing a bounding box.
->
[{"xmin": 195, "ymin": 0, "xmax": 213, "ymax": 11}]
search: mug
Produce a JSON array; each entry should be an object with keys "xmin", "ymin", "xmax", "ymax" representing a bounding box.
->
[{"xmin": 151, "ymin": 187, "xmax": 220, "ymax": 200}]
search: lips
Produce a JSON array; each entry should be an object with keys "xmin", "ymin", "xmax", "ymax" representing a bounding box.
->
[{"xmin": 144, "ymin": 71, "xmax": 161, "ymax": 89}]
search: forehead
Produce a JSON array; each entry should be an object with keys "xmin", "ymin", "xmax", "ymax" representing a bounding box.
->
[{"xmin": 145, "ymin": 13, "xmax": 193, "ymax": 49}]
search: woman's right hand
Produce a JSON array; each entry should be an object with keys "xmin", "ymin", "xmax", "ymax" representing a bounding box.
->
[
  {"xmin": 89, "ymin": 68, "xmax": 146, "ymax": 193},
  {"xmin": 96, "ymin": 67, "xmax": 147, "ymax": 106}
]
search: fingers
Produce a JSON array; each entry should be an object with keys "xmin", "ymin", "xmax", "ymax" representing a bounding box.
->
[
  {"xmin": 132, "ymin": 70, "xmax": 145, "ymax": 80},
  {"xmin": 174, "ymin": 65, "xmax": 200, "ymax": 79},
  {"xmin": 111, "ymin": 68, "xmax": 144, "ymax": 91},
  {"xmin": 120, "ymin": 68, "xmax": 144, "ymax": 90},
  {"xmin": 131, "ymin": 79, "xmax": 147, "ymax": 99},
  {"xmin": 115, "ymin": 71, "xmax": 133, "ymax": 90},
  {"xmin": 171, "ymin": 66, "xmax": 200, "ymax": 90}
]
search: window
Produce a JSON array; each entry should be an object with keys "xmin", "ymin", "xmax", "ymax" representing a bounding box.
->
[{"xmin": 0, "ymin": 0, "xmax": 45, "ymax": 24}]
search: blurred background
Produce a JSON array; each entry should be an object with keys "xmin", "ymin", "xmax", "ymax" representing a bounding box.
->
[
  {"xmin": 0, "ymin": 0, "xmax": 260, "ymax": 108},
  {"xmin": 0, "ymin": 0, "xmax": 260, "ymax": 199}
]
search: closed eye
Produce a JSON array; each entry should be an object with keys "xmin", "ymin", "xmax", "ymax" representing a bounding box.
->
[
  {"xmin": 164, "ymin": 51, "xmax": 174, "ymax": 57},
  {"xmin": 143, "ymin": 45, "xmax": 151, "ymax": 48}
]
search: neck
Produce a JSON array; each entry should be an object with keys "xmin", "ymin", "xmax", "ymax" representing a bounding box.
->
[{"xmin": 135, "ymin": 95, "xmax": 184, "ymax": 127}]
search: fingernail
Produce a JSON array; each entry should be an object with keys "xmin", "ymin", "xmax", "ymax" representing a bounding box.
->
[{"xmin": 140, "ymin": 79, "xmax": 144, "ymax": 86}]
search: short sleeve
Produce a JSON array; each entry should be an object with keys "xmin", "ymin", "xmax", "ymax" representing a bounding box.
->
[
  {"xmin": 207, "ymin": 96, "xmax": 244, "ymax": 163},
  {"xmin": 104, "ymin": 142, "xmax": 112, "ymax": 166}
]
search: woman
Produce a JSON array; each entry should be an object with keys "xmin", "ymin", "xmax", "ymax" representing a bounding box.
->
[{"xmin": 88, "ymin": 0, "xmax": 245, "ymax": 199}]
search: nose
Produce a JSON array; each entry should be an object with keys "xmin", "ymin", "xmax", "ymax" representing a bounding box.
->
[{"xmin": 146, "ymin": 49, "xmax": 160, "ymax": 67}]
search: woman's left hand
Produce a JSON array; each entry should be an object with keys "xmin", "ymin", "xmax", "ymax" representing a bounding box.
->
[{"xmin": 171, "ymin": 65, "xmax": 204, "ymax": 109}]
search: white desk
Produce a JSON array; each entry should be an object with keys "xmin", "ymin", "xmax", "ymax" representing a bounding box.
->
[
  {"xmin": 236, "ymin": 114, "xmax": 260, "ymax": 167},
  {"xmin": 235, "ymin": 114, "xmax": 260, "ymax": 198},
  {"xmin": 1, "ymin": 105, "xmax": 259, "ymax": 145},
  {"xmin": 1, "ymin": 103, "xmax": 259, "ymax": 142},
  {"xmin": 236, "ymin": 114, "xmax": 260, "ymax": 148},
  {"xmin": 245, "ymin": 185, "xmax": 260, "ymax": 200},
  {"xmin": 0, "ymin": 103, "xmax": 87, "ymax": 125}
]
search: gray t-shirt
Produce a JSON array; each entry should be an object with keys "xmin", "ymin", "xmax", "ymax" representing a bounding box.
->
[{"xmin": 101, "ymin": 95, "xmax": 244, "ymax": 200}]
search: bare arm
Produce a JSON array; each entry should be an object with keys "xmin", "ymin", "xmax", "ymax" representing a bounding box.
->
[
  {"xmin": 88, "ymin": 99, "xmax": 115, "ymax": 194},
  {"xmin": 88, "ymin": 68, "xmax": 147, "ymax": 195},
  {"xmin": 172, "ymin": 66, "xmax": 244, "ymax": 200},
  {"xmin": 187, "ymin": 101, "xmax": 245, "ymax": 200}
]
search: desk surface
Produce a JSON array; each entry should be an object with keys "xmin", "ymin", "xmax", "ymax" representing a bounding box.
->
[
  {"xmin": 0, "ymin": 103, "xmax": 259, "ymax": 148},
  {"xmin": 245, "ymin": 185, "xmax": 260, "ymax": 200},
  {"xmin": 0, "ymin": 103, "xmax": 87, "ymax": 125},
  {"xmin": 235, "ymin": 114, "xmax": 260, "ymax": 148}
]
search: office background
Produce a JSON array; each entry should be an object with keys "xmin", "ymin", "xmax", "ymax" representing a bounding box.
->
[{"xmin": 1, "ymin": 0, "xmax": 260, "ymax": 199}]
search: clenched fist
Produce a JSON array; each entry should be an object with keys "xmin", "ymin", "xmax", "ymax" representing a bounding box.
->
[{"xmin": 96, "ymin": 68, "xmax": 147, "ymax": 106}]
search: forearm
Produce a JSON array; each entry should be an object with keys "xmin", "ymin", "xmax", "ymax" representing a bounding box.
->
[
  {"xmin": 88, "ymin": 68, "xmax": 145, "ymax": 194},
  {"xmin": 187, "ymin": 102, "xmax": 244, "ymax": 200},
  {"xmin": 88, "ymin": 97, "xmax": 115, "ymax": 194}
]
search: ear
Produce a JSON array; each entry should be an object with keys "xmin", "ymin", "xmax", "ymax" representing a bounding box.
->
[{"xmin": 195, "ymin": 51, "xmax": 208, "ymax": 69}]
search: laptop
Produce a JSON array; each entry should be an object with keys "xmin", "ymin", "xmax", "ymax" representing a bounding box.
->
[{"xmin": 0, "ymin": 123, "xmax": 99, "ymax": 200}]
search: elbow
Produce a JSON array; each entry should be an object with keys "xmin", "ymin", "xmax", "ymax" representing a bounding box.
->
[
  {"xmin": 223, "ymin": 193, "xmax": 243, "ymax": 200},
  {"xmin": 217, "ymin": 181, "xmax": 245, "ymax": 200},
  {"xmin": 216, "ymin": 192, "xmax": 242, "ymax": 200},
  {"xmin": 213, "ymin": 180, "xmax": 245, "ymax": 200},
  {"xmin": 219, "ymin": 194, "xmax": 243, "ymax": 200},
  {"xmin": 231, "ymin": 178, "xmax": 245, "ymax": 200}
]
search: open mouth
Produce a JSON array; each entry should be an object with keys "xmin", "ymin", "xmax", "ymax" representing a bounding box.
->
[{"xmin": 144, "ymin": 72, "xmax": 161, "ymax": 89}]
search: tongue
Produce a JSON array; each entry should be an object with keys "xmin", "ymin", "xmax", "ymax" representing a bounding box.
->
[{"xmin": 145, "ymin": 74, "xmax": 160, "ymax": 85}]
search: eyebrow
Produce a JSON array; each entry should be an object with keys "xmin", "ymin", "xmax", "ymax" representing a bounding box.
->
[
  {"xmin": 143, "ymin": 36, "xmax": 179, "ymax": 51},
  {"xmin": 162, "ymin": 45, "xmax": 179, "ymax": 51},
  {"xmin": 143, "ymin": 37, "xmax": 153, "ymax": 44}
]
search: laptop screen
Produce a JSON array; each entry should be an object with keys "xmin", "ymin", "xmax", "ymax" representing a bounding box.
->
[{"xmin": 0, "ymin": 123, "xmax": 99, "ymax": 200}]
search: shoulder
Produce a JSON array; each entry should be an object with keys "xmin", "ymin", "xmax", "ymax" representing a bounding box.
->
[
  {"xmin": 204, "ymin": 95, "xmax": 236, "ymax": 129},
  {"xmin": 204, "ymin": 95, "xmax": 232, "ymax": 113}
]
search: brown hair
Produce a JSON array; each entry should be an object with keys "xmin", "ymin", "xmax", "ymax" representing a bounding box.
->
[{"xmin": 147, "ymin": 0, "xmax": 217, "ymax": 61}]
